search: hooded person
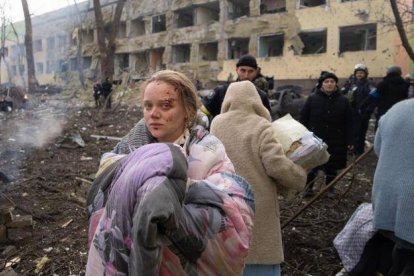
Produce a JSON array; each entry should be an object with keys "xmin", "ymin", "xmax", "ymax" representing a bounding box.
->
[
  {"xmin": 210, "ymin": 80, "xmax": 306, "ymax": 276},
  {"xmin": 300, "ymin": 72, "xmax": 354, "ymax": 197}
]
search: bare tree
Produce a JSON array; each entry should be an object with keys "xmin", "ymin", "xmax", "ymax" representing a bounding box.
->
[
  {"xmin": 0, "ymin": 3, "xmax": 12, "ymax": 83},
  {"xmin": 93, "ymin": 0, "xmax": 126, "ymax": 81},
  {"xmin": 390, "ymin": 0, "xmax": 414, "ymax": 62},
  {"xmin": 9, "ymin": 22, "xmax": 26, "ymax": 86},
  {"xmin": 21, "ymin": 0, "xmax": 37, "ymax": 93}
]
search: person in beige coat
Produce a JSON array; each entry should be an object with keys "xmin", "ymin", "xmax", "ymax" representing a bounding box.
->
[{"xmin": 210, "ymin": 80, "xmax": 307, "ymax": 276}]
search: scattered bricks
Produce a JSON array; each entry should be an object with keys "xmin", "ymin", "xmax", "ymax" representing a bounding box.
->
[
  {"xmin": 0, "ymin": 225, "xmax": 6, "ymax": 243},
  {"xmin": 7, "ymin": 227, "xmax": 33, "ymax": 242},
  {"xmin": 6, "ymin": 215, "xmax": 33, "ymax": 229}
]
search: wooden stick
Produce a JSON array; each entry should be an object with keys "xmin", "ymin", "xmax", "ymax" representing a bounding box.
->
[
  {"xmin": 90, "ymin": 134, "xmax": 122, "ymax": 141},
  {"xmin": 281, "ymin": 147, "xmax": 374, "ymax": 229}
]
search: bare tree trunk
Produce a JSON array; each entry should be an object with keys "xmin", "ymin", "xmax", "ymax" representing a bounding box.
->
[
  {"xmin": 93, "ymin": 0, "xmax": 126, "ymax": 81},
  {"xmin": 390, "ymin": 0, "xmax": 414, "ymax": 62},
  {"xmin": 21, "ymin": 0, "xmax": 37, "ymax": 93},
  {"xmin": 10, "ymin": 22, "xmax": 26, "ymax": 87}
]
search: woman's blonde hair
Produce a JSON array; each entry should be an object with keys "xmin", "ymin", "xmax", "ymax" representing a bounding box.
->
[{"xmin": 142, "ymin": 70, "xmax": 200, "ymax": 128}]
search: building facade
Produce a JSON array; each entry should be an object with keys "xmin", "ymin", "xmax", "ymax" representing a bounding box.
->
[{"xmin": 1, "ymin": 0, "xmax": 412, "ymax": 89}]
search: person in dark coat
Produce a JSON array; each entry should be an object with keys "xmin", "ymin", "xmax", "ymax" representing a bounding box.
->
[
  {"xmin": 346, "ymin": 64, "xmax": 375, "ymax": 155},
  {"xmin": 300, "ymin": 72, "xmax": 354, "ymax": 197},
  {"xmin": 201, "ymin": 54, "xmax": 271, "ymax": 122},
  {"xmin": 360, "ymin": 66, "xmax": 409, "ymax": 129}
]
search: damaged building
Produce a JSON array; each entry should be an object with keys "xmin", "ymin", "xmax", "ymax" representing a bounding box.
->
[{"xmin": 1, "ymin": 0, "xmax": 413, "ymax": 89}]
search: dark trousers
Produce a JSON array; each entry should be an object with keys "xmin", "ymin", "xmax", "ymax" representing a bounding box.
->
[
  {"xmin": 350, "ymin": 231, "xmax": 414, "ymax": 276},
  {"xmin": 306, "ymin": 167, "xmax": 337, "ymax": 191},
  {"xmin": 354, "ymin": 115, "xmax": 370, "ymax": 155}
]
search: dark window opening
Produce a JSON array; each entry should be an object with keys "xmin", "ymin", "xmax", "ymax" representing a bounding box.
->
[
  {"xmin": 11, "ymin": 65, "xmax": 17, "ymax": 76},
  {"xmin": 81, "ymin": 29, "xmax": 94, "ymax": 43},
  {"xmin": 298, "ymin": 29, "xmax": 327, "ymax": 55},
  {"xmin": 117, "ymin": 22, "xmax": 127, "ymax": 38},
  {"xmin": 46, "ymin": 60, "xmax": 55, "ymax": 73},
  {"xmin": 172, "ymin": 44, "xmax": 191, "ymax": 63},
  {"xmin": 259, "ymin": 34, "xmax": 284, "ymax": 57},
  {"xmin": 175, "ymin": 7, "xmax": 194, "ymax": 28},
  {"xmin": 34, "ymin": 39, "xmax": 43, "ymax": 52},
  {"xmin": 18, "ymin": 64, "xmax": 25, "ymax": 74},
  {"xmin": 199, "ymin": 42, "xmax": 218, "ymax": 61},
  {"xmin": 58, "ymin": 60, "xmax": 68, "ymax": 72},
  {"xmin": 196, "ymin": 2, "xmax": 220, "ymax": 24},
  {"xmin": 260, "ymin": 0, "xmax": 286, "ymax": 14},
  {"xmin": 131, "ymin": 18, "xmax": 145, "ymax": 36},
  {"xmin": 228, "ymin": 38, "xmax": 249, "ymax": 59},
  {"xmin": 115, "ymin": 53, "xmax": 129, "ymax": 75},
  {"xmin": 47, "ymin": 37, "xmax": 55, "ymax": 50},
  {"xmin": 228, "ymin": 0, "xmax": 250, "ymax": 20},
  {"xmin": 297, "ymin": 0, "xmax": 326, "ymax": 8},
  {"xmin": 70, "ymin": 58, "xmax": 77, "ymax": 71},
  {"xmin": 36, "ymin": 62, "xmax": 44, "ymax": 74},
  {"xmin": 152, "ymin": 14, "xmax": 166, "ymax": 33},
  {"xmin": 58, "ymin": 35, "xmax": 67, "ymax": 48},
  {"xmin": 340, "ymin": 23, "xmax": 376, "ymax": 53},
  {"xmin": 83, "ymin": 56, "xmax": 92, "ymax": 69}
]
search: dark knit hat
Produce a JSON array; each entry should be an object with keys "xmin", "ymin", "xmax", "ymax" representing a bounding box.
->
[
  {"xmin": 236, "ymin": 55, "xmax": 258, "ymax": 69},
  {"xmin": 318, "ymin": 72, "xmax": 338, "ymax": 85}
]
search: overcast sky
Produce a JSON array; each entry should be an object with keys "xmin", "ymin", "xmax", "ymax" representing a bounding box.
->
[{"xmin": 3, "ymin": 0, "xmax": 78, "ymax": 23}]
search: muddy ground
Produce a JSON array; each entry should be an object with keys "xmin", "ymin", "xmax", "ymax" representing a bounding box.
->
[{"xmin": 0, "ymin": 92, "xmax": 378, "ymax": 275}]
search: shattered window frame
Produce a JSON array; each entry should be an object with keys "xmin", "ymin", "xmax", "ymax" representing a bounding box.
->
[
  {"xmin": 296, "ymin": 0, "xmax": 326, "ymax": 9},
  {"xmin": 258, "ymin": 33, "xmax": 284, "ymax": 57},
  {"xmin": 172, "ymin": 44, "xmax": 191, "ymax": 63},
  {"xmin": 130, "ymin": 17, "xmax": 146, "ymax": 37},
  {"xmin": 227, "ymin": 38, "xmax": 250, "ymax": 59},
  {"xmin": 199, "ymin": 42, "xmax": 218, "ymax": 61},
  {"xmin": 83, "ymin": 56, "xmax": 92, "ymax": 69},
  {"xmin": 339, "ymin": 23, "xmax": 377, "ymax": 53},
  {"xmin": 227, "ymin": 0, "xmax": 250, "ymax": 20},
  {"xmin": 297, "ymin": 29, "xmax": 327, "ymax": 55},
  {"xmin": 195, "ymin": 2, "xmax": 220, "ymax": 24},
  {"xmin": 175, "ymin": 7, "xmax": 195, "ymax": 28},
  {"xmin": 152, "ymin": 14, "xmax": 167, "ymax": 33},
  {"xmin": 260, "ymin": 0, "xmax": 287, "ymax": 14},
  {"xmin": 34, "ymin": 39, "xmax": 43, "ymax": 52}
]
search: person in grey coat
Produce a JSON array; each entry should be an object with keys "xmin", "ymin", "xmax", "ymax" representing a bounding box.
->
[{"xmin": 371, "ymin": 98, "xmax": 414, "ymax": 276}]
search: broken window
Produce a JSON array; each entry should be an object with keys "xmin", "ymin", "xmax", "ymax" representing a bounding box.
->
[
  {"xmin": 228, "ymin": 38, "xmax": 249, "ymax": 59},
  {"xmin": 175, "ymin": 7, "xmax": 194, "ymax": 28},
  {"xmin": 115, "ymin": 53, "xmax": 129, "ymax": 76},
  {"xmin": 199, "ymin": 42, "xmax": 218, "ymax": 61},
  {"xmin": 258, "ymin": 34, "xmax": 284, "ymax": 57},
  {"xmin": 34, "ymin": 39, "xmax": 43, "ymax": 52},
  {"xmin": 298, "ymin": 29, "xmax": 327, "ymax": 55},
  {"xmin": 81, "ymin": 29, "xmax": 94, "ymax": 43},
  {"xmin": 297, "ymin": 0, "xmax": 326, "ymax": 8},
  {"xmin": 57, "ymin": 60, "xmax": 68, "ymax": 72},
  {"xmin": 58, "ymin": 35, "xmax": 67, "ymax": 48},
  {"xmin": 133, "ymin": 51, "xmax": 149, "ymax": 76},
  {"xmin": 36, "ymin": 62, "xmax": 44, "ymax": 74},
  {"xmin": 149, "ymin": 48, "xmax": 165, "ymax": 72},
  {"xmin": 196, "ymin": 2, "xmax": 220, "ymax": 24},
  {"xmin": 46, "ymin": 60, "xmax": 55, "ymax": 74},
  {"xmin": 70, "ymin": 58, "xmax": 77, "ymax": 71},
  {"xmin": 130, "ymin": 18, "xmax": 145, "ymax": 36},
  {"xmin": 172, "ymin": 44, "xmax": 191, "ymax": 63},
  {"xmin": 18, "ymin": 64, "xmax": 25, "ymax": 74},
  {"xmin": 47, "ymin": 37, "xmax": 55, "ymax": 50},
  {"xmin": 11, "ymin": 65, "xmax": 17, "ymax": 76},
  {"xmin": 152, "ymin": 14, "xmax": 166, "ymax": 33},
  {"xmin": 339, "ymin": 23, "xmax": 376, "ymax": 53},
  {"xmin": 83, "ymin": 56, "xmax": 92, "ymax": 69},
  {"xmin": 117, "ymin": 22, "xmax": 127, "ymax": 38},
  {"xmin": 228, "ymin": 0, "xmax": 250, "ymax": 20},
  {"xmin": 260, "ymin": 0, "xmax": 286, "ymax": 14}
]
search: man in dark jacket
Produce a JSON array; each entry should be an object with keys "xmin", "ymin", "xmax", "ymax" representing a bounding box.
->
[
  {"xmin": 300, "ymin": 72, "xmax": 354, "ymax": 197},
  {"xmin": 361, "ymin": 66, "xmax": 409, "ymax": 129},
  {"xmin": 201, "ymin": 54, "xmax": 271, "ymax": 121},
  {"xmin": 345, "ymin": 64, "xmax": 375, "ymax": 155}
]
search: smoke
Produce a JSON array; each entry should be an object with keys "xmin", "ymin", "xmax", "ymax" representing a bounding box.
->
[{"xmin": 0, "ymin": 109, "xmax": 66, "ymax": 184}]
